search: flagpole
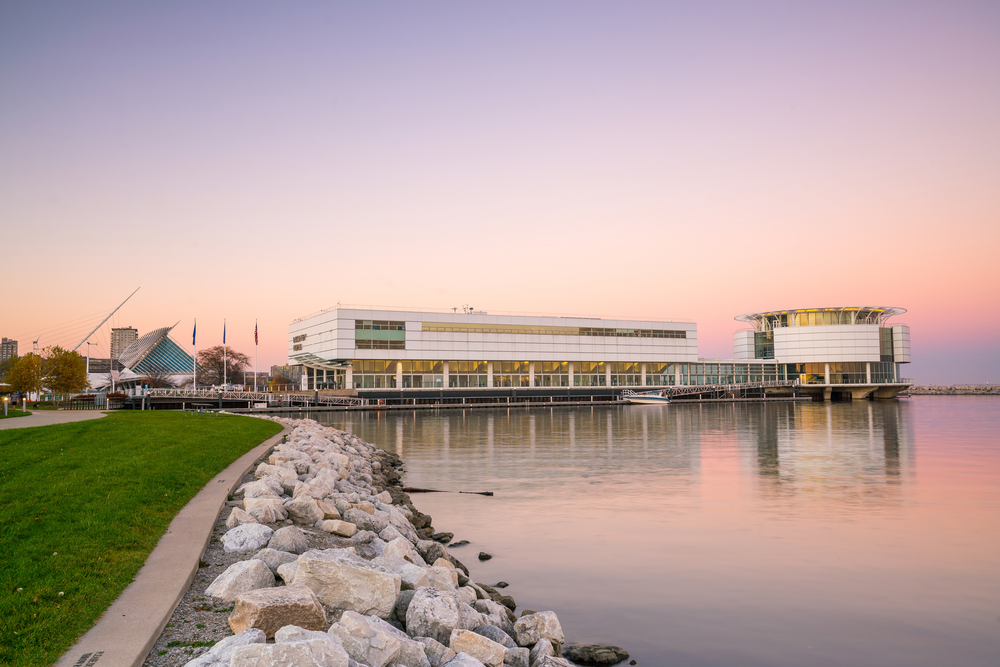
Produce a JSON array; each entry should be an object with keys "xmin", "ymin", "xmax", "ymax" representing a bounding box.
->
[
  {"xmin": 223, "ymin": 319, "xmax": 227, "ymax": 388},
  {"xmin": 254, "ymin": 319, "xmax": 258, "ymax": 393},
  {"xmin": 193, "ymin": 318, "xmax": 197, "ymax": 390}
]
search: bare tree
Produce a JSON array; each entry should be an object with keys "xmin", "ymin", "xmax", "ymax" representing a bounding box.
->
[{"xmin": 196, "ymin": 345, "xmax": 250, "ymax": 386}]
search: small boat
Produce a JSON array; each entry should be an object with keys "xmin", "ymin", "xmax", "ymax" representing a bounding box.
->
[{"xmin": 622, "ymin": 390, "xmax": 671, "ymax": 405}]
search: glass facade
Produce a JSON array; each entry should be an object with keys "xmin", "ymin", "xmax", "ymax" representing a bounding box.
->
[
  {"xmin": 355, "ymin": 320, "xmax": 406, "ymax": 350},
  {"xmin": 679, "ymin": 362, "xmax": 779, "ymax": 385},
  {"xmin": 609, "ymin": 362, "xmax": 642, "ymax": 386},
  {"xmin": 754, "ymin": 331, "xmax": 774, "ymax": 359},
  {"xmin": 494, "ymin": 361, "xmax": 530, "ymax": 388},
  {"xmin": 306, "ymin": 366, "xmax": 345, "ymax": 390},
  {"xmin": 533, "ymin": 361, "xmax": 570, "ymax": 387},
  {"xmin": 448, "ymin": 360, "xmax": 488, "ymax": 388},
  {"xmin": 402, "ymin": 360, "xmax": 443, "ymax": 388},
  {"xmin": 645, "ymin": 362, "xmax": 676, "ymax": 386},
  {"xmin": 422, "ymin": 322, "xmax": 686, "ymax": 338},
  {"xmin": 574, "ymin": 361, "xmax": 607, "ymax": 387},
  {"xmin": 879, "ymin": 328, "xmax": 894, "ymax": 363},
  {"xmin": 783, "ymin": 362, "xmax": 897, "ymax": 385},
  {"xmin": 352, "ymin": 360, "xmax": 397, "ymax": 388}
]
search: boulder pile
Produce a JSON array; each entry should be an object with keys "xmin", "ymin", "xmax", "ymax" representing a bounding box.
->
[{"xmin": 178, "ymin": 417, "xmax": 609, "ymax": 667}]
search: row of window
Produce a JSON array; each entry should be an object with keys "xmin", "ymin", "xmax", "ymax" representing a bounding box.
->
[{"xmin": 421, "ymin": 322, "xmax": 686, "ymax": 339}]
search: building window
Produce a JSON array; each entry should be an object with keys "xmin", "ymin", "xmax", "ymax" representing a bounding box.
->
[
  {"xmin": 494, "ymin": 361, "xmax": 530, "ymax": 388},
  {"xmin": 533, "ymin": 361, "xmax": 569, "ymax": 387},
  {"xmin": 573, "ymin": 361, "xmax": 606, "ymax": 387},
  {"xmin": 402, "ymin": 360, "xmax": 443, "ymax": 388},
  {"xmin": 753, "ymin": 331, "xmax": 774, "ymax": 359},
  {"xmin": 422, "ymin": 322, "xmax": 685, "ymax": 339},
  {"xmin": 352, "ymin": 360, "xmax": 398, "ymax": 389},
  {"xmin": 355, "ymin": 320, "xmax": 405, "ymax": 350},
  {"xmin": 609, "ymin": 362, "xmax": 642, "ymax": 386},
  {"xmin": 879, "ymin": 328, "xmax": 894, "ymax": 363},
  {"xmin": 448, "ymin": 361, "xmax": 488, "ymax": 388},
  {"xmin": 646, "ymin": 362, "xmax": 675, "ymax": 386}
]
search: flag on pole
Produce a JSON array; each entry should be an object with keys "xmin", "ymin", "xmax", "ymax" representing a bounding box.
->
[
  {"xmin": 255, "ymin": 322, "xmax": 258, "ymax": 345},
  {"xmin": 192, "ymin": 320, "xmax": 197, "ymax": 345},
  {"xmin": 223, "ymin": 321, "xmax": 226, "ymax": 344}
]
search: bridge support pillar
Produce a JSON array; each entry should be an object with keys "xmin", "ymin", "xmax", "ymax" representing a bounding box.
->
[{"xmin": 823, "ymin": 387, "xmax": 832, "ymax": 402}]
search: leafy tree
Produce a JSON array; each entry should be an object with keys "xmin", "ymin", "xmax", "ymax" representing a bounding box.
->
[
  {"xmin": 7, "ymin": 354, "xmax": 44, "ymax": 396},
  {"xmin": 44, "ymin": 346, "xmax": 89, "ymax": 402},
  {"xmin": 196, "ymin": 345, "xmax": 250, "ymax": 386}
]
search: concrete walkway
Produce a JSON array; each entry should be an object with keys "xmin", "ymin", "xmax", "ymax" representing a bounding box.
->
[
  {"xmin": 0, "ymin": 410, "xmax": 108, "ymax": 430},
  {"xmin": 54, "ymin": 421, "xmax": 290, "ymax": 667}
]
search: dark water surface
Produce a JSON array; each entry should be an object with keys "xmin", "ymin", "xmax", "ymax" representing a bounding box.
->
[{"xmin": 310, "ymin": 397, "xmax": 999, "ymax": 667}]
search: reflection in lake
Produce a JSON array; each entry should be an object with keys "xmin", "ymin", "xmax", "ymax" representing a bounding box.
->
[{"xmin": 304, "ymin": 398, "xmax": 998, "ymax": 667}]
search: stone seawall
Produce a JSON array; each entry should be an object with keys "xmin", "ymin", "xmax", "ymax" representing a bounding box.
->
[
  {"xmin": 908, "ymin": 385, "xmax": 999, "ymax": 395},
  {"xmin": 142, "ymin": 416, "xmax": 627, "ymax": 667}
]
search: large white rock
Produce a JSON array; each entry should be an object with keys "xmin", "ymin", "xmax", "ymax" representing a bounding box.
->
[
  {"xmin": 275, "ymin": 625, "xmax": 350, "ymax": 667},
  {"xmin": 255, "ymin": 463, "xmax": 299, "ymax": 493},
  {"xmin": 292, "ymin": 549, "xmax": 401, "ymax": 618},
  {"xmin": 458, "ymin": 603, "xmax": 489, "ymax": 631},
  {"xmin": 239, "ymin": 479, "xmax": 283, "ymax": 499},
  {"xmin": 457, "ymin": 587, "xmax": 477, "ymax": 606},
  {"xmin": 473, "ymin": 600, "xmax": 514, "ymax": 634},
  {"xmin": 244, "ymin": 498, "xmax": 289, "ymax": 523},
  {"xmin": 372, "ymin": 555, "xmax": 430, "ymax": 590},
  {"xmin": 205, "ymin": 559, "xmax": 275, "ymax": 601},
  {"xmin": 226, "ymin": 507, "xmax": 259, "ymax": 530},
  {"xmin": 440, "ymin": 653, "xmax": 488, "ymax": 667},
  {"xmin": 222, "ymin": 524, "xmax": 275, "ymax": 553},
  {"xmin": 285, "ymin": 497, "xmax": 325, "ymax": 524},
  {"xmin": 529, "ymin": 638, "xmax": 555, "ymax": 665},
  {"xmin": 277, "ymin": 560, "xmax": 299, "ymax": 585},
  {"xmin": 328, "ymin": 610, "xmax": 402, "ymax": 667},
  {"xmin": 230, "ymin": 639, "xmax": 341, "ymax": 667},
  {"xmin": 416, "ymin": 637, "xmax": 456, "ymax": 667},
  {"xmin": 204, "ymin": 629, "xmax": 267, "ymax": 663},
  {"xmin": 512, "ymin": 612, "xmax": 564, "ymax": 648},
  {"xmin": 406, "ymin": 588, "xmax": 461, "ymax": 645},
  {"xmin": 375, "ymin": 501, "xmax": 421, "ymax": 543},
  {"xmin": 449, "ymin": 629, "xmax": 507, "ymax": 667},
  {"xmin": 384, "ymin": 537, "xmax": 426, "ymax": 565},
  {"xmin": 320, "ymin": 520, "xmax": 357, "ymax": 537},
  {"xmin": 269, "ymin": 525, "xmax": 309, "ymax": 554},
  {"xmin": 426, "ymin": 565, "xmax": 458, "ymax": 591},
  {"xmin": 364, "ymin": 614, "xmax": 432, "ymax": 667},
  {"xmin": 253, "ymin": 547, "xmax": 299, "ymax": 574}
]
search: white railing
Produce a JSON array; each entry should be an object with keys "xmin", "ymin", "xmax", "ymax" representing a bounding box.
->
[
  {"xmin": 145, "ymin": 388, "xmax": 273, "ymax": 402},
  {"xmin": 624, "ymin": 379, "xmax": 800, "ymax": 399}
]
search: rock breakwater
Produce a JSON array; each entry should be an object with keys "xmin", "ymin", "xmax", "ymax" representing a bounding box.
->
[
  {"xmin": 907, "ymin": 385, "xmax": 999, "ymax": 395},
  {"xmin": 142, "ymin": 417, "xmax": 628, "ymax": 667}
]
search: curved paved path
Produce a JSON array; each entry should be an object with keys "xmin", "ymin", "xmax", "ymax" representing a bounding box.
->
[
  {"xmin": 54, "ymin": 421, "xmax": 291, "ymax": 667},
  {"xmin": 0, "ymin": 410, "xmax": 108, "ymax": 430}
]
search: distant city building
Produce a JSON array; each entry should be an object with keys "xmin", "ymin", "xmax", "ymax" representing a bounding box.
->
[
  {"xmin": 270, "ymin": 365, "xmax": 303, "ymax": 383},
  {"xmin": 110, "ymin": 327, "xmax": 138, "ymax": 359},
  {"xmin": 1, "ymin": 337, "xmax": 17, "ymax": 362}
]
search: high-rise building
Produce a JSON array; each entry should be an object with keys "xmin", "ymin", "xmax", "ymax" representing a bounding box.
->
[
  {"xmin": 1, "ymin": 337, "xmax": 17, "ymax": 362},
  {"xmin": 111, "ymin": 327, "xmax": 138, "ymax": 360}
]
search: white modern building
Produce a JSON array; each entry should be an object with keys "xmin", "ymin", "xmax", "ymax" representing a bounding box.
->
[
  {"xmin": 289, "ymin": 306, "xmax": 780, "ymax": 398},
  {"xmin": 733, "ymin": 306, "xmax": 911, "ymax": 400}
]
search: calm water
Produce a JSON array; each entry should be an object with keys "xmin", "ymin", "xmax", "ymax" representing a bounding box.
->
[{"xmin": 311, "ymin": 397, "xmax": 999, "ymax": 667}]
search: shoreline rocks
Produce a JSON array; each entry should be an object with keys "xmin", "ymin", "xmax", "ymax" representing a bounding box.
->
[{"xmin": 146, "ymin": 416, "xmax": 628, "ymax": 667}]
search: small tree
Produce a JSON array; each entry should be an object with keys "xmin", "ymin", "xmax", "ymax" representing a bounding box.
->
[
  {"xmin": 196, "ymin": 345, "xmax": 250, "ymax": 386},
  {"xmin": 270, "ymin": 374, "xmax": 293, "ymax": 391},
  {"xmin": 44, "ymin": 346, "xmax": 89, "ymax": 403},
  {"xmin": 7, "ymin": 354, "xmax": 44, "ymax": 397}
]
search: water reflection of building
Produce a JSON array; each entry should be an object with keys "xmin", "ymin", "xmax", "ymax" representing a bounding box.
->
[{"xmin": 737, "ymin": 401, "xmax": 913, "ymax": 502}]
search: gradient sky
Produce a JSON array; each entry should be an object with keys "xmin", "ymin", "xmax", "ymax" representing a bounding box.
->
[{"xmin": 2, "ymin": 1, "xmax": 998, "ymax": 384}]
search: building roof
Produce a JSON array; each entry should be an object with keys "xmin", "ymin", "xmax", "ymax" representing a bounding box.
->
[
  {"xmin": 118, "ymin": 323, "xmax": 195, "ymax": 374},
  {"xmin": 736, "ymin": 307, "xmax": 906, "ymax": 329}
]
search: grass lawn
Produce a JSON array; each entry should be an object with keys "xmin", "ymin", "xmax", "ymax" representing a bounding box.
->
[
  {"xmin": 0, "ymin": 411, "xmax": 283, "ymax": 667},
  {"xmin": 0, "ymin": 409, "xmax": 31, "ymax": 419}
]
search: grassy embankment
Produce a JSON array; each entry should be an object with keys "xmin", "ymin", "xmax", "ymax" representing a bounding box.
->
[
  {"xmin": 0, "ymin": 409, "xmax": 31, "ymax": 419},
  {"xmin": 0, "ymin": 411, "xmax": 283, "ymax": 667}
]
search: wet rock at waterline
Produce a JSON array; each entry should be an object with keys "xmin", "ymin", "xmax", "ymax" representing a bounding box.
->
[{"xmin": 563, "ymin": 644, "xmax": 632, "ymax": 665}]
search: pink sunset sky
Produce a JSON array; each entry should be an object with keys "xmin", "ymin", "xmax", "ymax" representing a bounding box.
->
[{"xmin": 1, "ymin": 2, "xmax": 998, "ymax": 384}]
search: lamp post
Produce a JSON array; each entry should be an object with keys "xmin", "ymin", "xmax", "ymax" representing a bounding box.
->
[
  {"xmin": 86, "ymin": 341, "xmax": 97, "ymax": 376},
  {"xmin": 3, "ymin": 396, "xmax": 8, "ymax": 417}
]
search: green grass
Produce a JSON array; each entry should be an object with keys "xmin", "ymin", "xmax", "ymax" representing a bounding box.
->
[
  {"xmin": 0, "ymin": 409, "xmax": 31, "ymax": 420},
  {"xmin": 0, "ymin": 412, "xmax": 282, "ymax": 667}
]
